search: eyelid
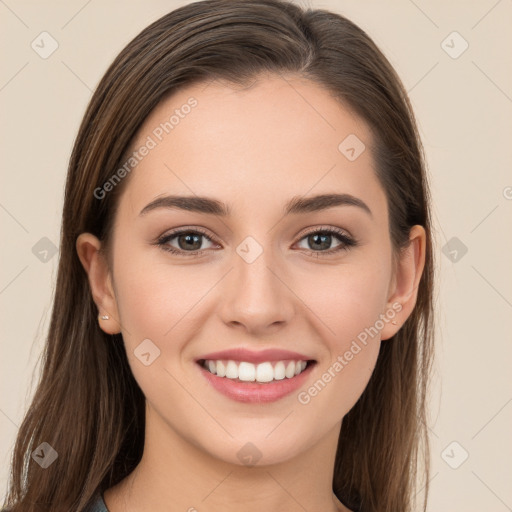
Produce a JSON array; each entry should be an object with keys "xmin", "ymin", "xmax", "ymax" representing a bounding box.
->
[
  {"xmin": 158, "ymin": 226, "xmax": 220, "ymax": 244},
  {"xmin": 295, "ymin": 224, "xmax": 353, "ymax": 240}
]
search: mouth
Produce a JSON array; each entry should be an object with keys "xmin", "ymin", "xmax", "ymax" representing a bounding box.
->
[{"xmin": 195, "ymin": 358, "xmax": 318, "ymax": 403}]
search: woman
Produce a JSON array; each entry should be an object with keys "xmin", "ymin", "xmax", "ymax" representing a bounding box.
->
[{"xmin": 2, "ymin": 0, "xmax": 435, "ymax": 511}]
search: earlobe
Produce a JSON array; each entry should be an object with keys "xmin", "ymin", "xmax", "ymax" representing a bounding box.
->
[
  {"xmin": 380, "ymin": 225, "xmax": 426, "ymax": 341},
  {"xmin": 76, "ymin": 233, "xmax": 121, "ymax": 335}
]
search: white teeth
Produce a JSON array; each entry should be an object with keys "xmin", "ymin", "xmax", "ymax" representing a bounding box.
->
[
  {"xmin": 202, "ymin": 359, "xmax": 310, "ymax": 383},
  {"xmin": 239, "ymin": 362, "xmax": 255, "ymax": 382},
  {"xmin": 273, "ymin": 361, "xmax": 286, "ymax": 380},
  {"xmin": 216, "ymin": 360, "xmax": 226, "ymax": 377},
  {"xmin": 285, "ymin": 361, "xmax": 295, "ymax": 378},
  {"xmin": 256, "ymin": 362, "xmax": 273, "ymax": 382},
  {"xmin": 225, "ymin": 360, "xmax": 238, "ymax": 379}
]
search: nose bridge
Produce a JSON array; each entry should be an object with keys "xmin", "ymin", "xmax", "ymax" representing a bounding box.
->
[{"xmin": 218, "ymin": 234, "xmax": 294, "ymax": 330}]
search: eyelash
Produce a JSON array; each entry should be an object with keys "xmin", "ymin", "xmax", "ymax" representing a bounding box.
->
[{"xmin": 155, "ymin": 226, "xmax": 358, "ymax": 259}]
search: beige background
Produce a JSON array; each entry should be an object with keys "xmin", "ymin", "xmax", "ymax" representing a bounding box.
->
[{"xmin": 1, "ymin": 0, "xmax": 511, "ymax": 510}]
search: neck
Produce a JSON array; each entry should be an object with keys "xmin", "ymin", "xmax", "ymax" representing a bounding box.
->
[{"xmin": 104, "ymin": 404, "xmax": 349, "ymax": 512}]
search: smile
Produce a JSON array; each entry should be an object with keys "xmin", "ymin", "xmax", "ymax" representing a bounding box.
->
[{"xmin": 196, "ymin": 359, "xmax": 317, "ymax": 403}]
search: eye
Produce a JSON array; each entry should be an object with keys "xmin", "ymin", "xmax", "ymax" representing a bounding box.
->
[
  {"xmin": 155, "ymin": 225, "xmax": 358, "ymax": 258},
  {"xmin": 295, "ymin": 226, "xmax": 357, "ymax": 257},
  {"xmin": 156, "ymin": 227, "xmax": 219, "ymax": 256}
]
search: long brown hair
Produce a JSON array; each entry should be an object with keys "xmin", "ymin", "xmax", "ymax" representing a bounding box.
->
[{"xmin": 2, "ymin": 1, "xmax": 435, "ymax": 511}]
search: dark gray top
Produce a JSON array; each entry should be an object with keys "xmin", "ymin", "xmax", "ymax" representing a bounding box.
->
[
  {"xmin": 85, "ymin": 492, "xmax": 108, "ymax": 512},
  {"xmin": 0, "ymin": 493, "xmax": 108, "ymax": 512}
]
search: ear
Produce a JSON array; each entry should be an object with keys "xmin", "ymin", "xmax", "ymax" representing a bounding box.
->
[
  {"xmin": 76, "ymin": 233, "xmax": 121, "ymax": 335},
  {"xmin": 380, "ymin": 225, "xmax": 426, "ymax": 341}
]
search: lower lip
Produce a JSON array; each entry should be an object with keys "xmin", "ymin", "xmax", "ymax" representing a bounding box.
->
[{"xmin": 196, "ymin": 361, "xmax": 316, "ymax": 403}]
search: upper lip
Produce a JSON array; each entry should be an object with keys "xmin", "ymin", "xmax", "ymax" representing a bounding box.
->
[{"xmin": 196, "ymin": 348, "xmax": 316, "ymax": 364}]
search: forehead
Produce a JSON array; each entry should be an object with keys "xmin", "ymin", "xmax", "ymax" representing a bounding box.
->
[{"xmin": 119, "ymin": 74, "xmax": 386, "ymax": 221}]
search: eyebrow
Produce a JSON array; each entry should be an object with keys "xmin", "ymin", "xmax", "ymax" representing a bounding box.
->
[{"xmin": 139, "ymin": 193, "xmax": 372, "ymax": 218}]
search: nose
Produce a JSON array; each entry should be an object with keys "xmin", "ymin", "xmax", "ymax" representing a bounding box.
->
[{"xmin": 217, "ymin": 242, "xmax": 295, "ymax": 335}]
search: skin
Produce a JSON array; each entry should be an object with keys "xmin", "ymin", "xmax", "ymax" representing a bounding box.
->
[{"xmin": 77, "ymin": 74, "xmax": 426, "ymax": 512}]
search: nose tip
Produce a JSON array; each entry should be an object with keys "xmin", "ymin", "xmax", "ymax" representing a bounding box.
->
[{"xmin": 218, "ymin": 249, "xmax": 294, "ymax": 333}]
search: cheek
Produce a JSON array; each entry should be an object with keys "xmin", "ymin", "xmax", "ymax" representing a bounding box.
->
[
  {"xmin": 296, "ymin": 258, "xmax": 391, "ymax": 340},
  {"xmin": 112, "ymin": 243, "xmax": 212, "ymax": 339},
  {"xmin": 111, "ymin": 253, "xmax": 211, "ymax": 394},
  {"xmin": 293, "ymin": 263, "xmax": 388, "ymax": 411},
  {"xmin": 114, "ymin": 244, "xmax": 390, "ymax": 349},
  {"xmin": 300, "ymin": 280, "xmax": 383, "ymax": 416},
  {"xmin": 302, "ymin": 341, "xmax": 380, "ymax": 418}
]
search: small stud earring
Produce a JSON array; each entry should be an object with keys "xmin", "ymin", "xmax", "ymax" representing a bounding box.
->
[
  {"xmin": 391, "ymin": 320, "xmax": 397, "ymax": 325},
  {"xmin": 99, "ymin": 314, "xmax": 110, "ymax": 320}
]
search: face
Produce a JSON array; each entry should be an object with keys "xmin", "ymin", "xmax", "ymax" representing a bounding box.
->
[{"xmin": 88, "ymin": 74, "xmax": 407, "ymax": 467}]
